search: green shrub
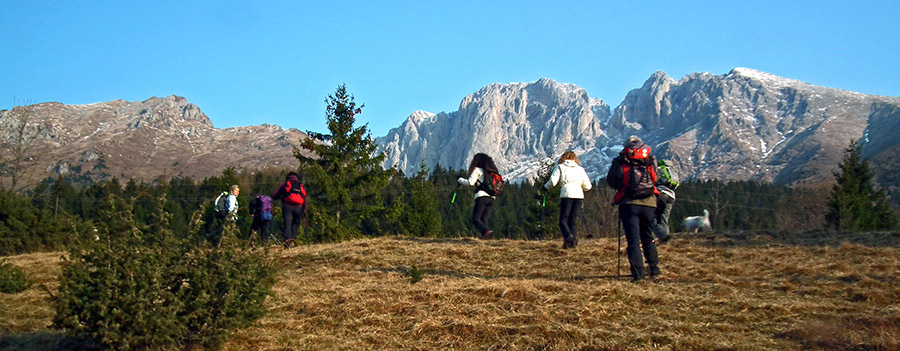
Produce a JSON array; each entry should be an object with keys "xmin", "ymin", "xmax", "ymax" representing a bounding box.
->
[
  {"xmin": 0, "ymin": 261, "xmax": 31, "ymax": 294},
  {"xmin": 52, "ymin": 193, "xmax": 276, "ymax": 351}
]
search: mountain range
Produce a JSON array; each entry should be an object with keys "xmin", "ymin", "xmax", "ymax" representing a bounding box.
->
[
  {"xmin": 376, "ymin": 68, "xmax": 900, "ymax": 191},
  {"xmin": 2, "ymin": 68, "xmax": 899, "ymax": 197},
  {"xmin": 0, "ymin": 95, "xmax": 310, "ymax": 188}
]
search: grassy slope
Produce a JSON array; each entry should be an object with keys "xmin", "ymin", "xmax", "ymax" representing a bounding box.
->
[{"xmin": 2, "ymin": 231, "xmax": 899, "ymax": 351}]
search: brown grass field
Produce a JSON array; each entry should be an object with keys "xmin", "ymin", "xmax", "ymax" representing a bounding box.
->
[{"xmin": 2, "ymin": 231, "xmax": 899, "ymax": 350}]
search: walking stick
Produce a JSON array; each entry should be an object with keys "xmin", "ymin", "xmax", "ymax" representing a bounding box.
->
[
  {"xmin": 302, "ymin": 205, "xmax": 309, "ymax": 245},
  {"xmin": 538, "ymin": 191, "xmax": 546, "ymax": 231},
  {"xmin": 446, "ymin": 184, "xmax": 460, "ymax": 220},
  {"xmin": 616, "ymin": 207, "xmax": 621, "ymax": 280}
]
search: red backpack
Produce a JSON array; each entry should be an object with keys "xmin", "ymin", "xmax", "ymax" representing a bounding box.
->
[
  {"xmin": 284, "ymin": 180, "xmax": 306, "ymax": 205},
  {"xmin": 477, "ymin": 170, "xmax": 505, "ymax": 196},
  {"xmin": 611, "ymin": 143, "xmax": 658, "ymax": 204}
]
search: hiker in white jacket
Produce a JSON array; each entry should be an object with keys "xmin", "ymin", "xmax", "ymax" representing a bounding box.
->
[{"xmin": 544, "ymin": 151, "xmax": 593, "ymax": 249}]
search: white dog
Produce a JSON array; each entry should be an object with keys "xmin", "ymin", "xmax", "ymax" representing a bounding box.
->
[{"xmin": 682, "ymin": 209, "xmax": 712, "ymax": 232}]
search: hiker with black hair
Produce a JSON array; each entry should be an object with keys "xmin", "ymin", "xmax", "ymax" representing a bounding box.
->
[
  {"xmin": 652, "ymin": 159, "xmax": 679, "ymax": 244},
  {"xmin": 458, "ymin": 153, "xmax": 500, "ymax": 240},
  {"xmin": 271, "ymin": 172, "xmax": 307, "ymax": 248},
  {"xmin": 544, "ymin": 151, "xmax": 593, "ymax": 249},
  {"xmin": 249, "ymin": 194, "xmax": 274, "ymax": 246},
  {"xmin": 607, "ymin": 136, "xmax": 662, "ymax": 282}
]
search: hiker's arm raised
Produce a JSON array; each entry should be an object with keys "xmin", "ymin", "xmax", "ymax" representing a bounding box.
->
[{"xmin": 457, "ymin": 167, "xmax": 483, "ymax": 186}]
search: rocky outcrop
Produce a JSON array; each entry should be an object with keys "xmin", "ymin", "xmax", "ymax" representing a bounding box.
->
[{"xmin": 378, "ymin": 78, "xmax": 611, "ymax": 182}]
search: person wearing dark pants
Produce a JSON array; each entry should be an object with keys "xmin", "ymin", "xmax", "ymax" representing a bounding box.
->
[
  {"xmin": 559, "ymin": 199, "xmax": 583, "ymax": 246},
  {"xmin": 544, "ymin": 151, "xmax": 593, "ymax": 249},
  {"xmin": 619, "ymin": 203, "xmax": 660, "ymax": 279},
  {"xmin": 281, "ymin": 203, "xmax": 305, "ymax": 244},
  {"xmin": 472, "ymin": 196, "xmax": 494, "ymax": 237},
  {"xmin": 248, "ymin": 195, "xmax": 273, "ymax": 246},
  {"xmin": 607, "ymin": 136, "xmax": 662, "ymax": 281},
  {"xmin": 271, "ymin": 171, "xmax": 307, "ymax": 248},
  {"xmin": 458, "ymin": 153, "xmax": 501, "ymax": 240}
]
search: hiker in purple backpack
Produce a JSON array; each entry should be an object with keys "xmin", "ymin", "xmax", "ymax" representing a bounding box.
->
[
  {"xmin": 458, "ymin": 153, "xmax": 500, "ymax": 240},
  {"xmin": 271, "ymin": 171, "xmax": 307, "ymax": 248},
  {"xmin": 249, "ymin": 194, "xmax": 274, "ymax": 246}
]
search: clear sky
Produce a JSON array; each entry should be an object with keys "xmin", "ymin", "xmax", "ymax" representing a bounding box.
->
[{"xmin": 3, "ymin": 1, "xmax": 899, "ymax": 136}]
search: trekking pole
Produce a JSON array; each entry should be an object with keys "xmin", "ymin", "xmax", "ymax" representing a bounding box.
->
[
  {"xmin": 616, "ymin": 207, "xmax": 621, "ymax": 280},
  {"xmin": 445, "ymin": 184, "xmax": 460, "ymax": 220},
  {"xmin": 269, "ymin": 232, "xmax": 283, "ymax": 246},
  {"xmin": 538, "ymin": 190, "xmax": 546, "ymax": 235},
  {"xmin": 303, "ymin": 206, "xmax": 309, "ymax": 245}
]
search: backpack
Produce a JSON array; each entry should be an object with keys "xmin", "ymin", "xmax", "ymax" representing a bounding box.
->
[
  {"xmin": 214, "ymin": 191, "xmax": 229, "ymax": 219},
  {"xmin": 656, "ymin": 160, "xmax": 680, "ymax": 189},
  {"xmin": 610, "ymin": 142, "xmax": 658, "ymax": 204},
  {"xmin": 284, "ymin": 180, "xmax": 306, "ymax": 205},
  {"xmin": 258, "ymin": 195, "xmax": 273, "ymax": 221},
  {"xmin": 477, "ymin": 170, "xmax": 505, "ymax": 196},
  {"xmin": 625, "ymin": 158, "xmax": 656, "ymax": 199}
]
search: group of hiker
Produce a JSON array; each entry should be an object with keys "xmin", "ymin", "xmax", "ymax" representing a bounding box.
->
[
  {"xmin": 216, "ymin": 171, "xmax": 307, "ymax": 248},
  {"xmin": 458, "ymin": 135, "xmax": 679, "ymax": 282},
  {"xmin": 217, "ymin": 135, "xmax": 678, "ymax": 281}
]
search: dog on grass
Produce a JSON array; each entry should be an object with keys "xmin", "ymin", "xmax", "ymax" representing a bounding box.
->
[{"xmin": 683, "ymin": 209, "xmax": 711, "ymax": 232}]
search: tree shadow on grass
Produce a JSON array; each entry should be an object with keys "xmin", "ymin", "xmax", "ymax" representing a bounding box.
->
[{"xmin": 0, "ymin": 331, "xmax": 65, "ymax": 351}]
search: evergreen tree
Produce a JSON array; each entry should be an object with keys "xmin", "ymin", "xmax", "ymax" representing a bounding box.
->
[
  {"xmin": 53, "ymin": 192, "xmax": 275, "ymax": 350},
  {"xmin": 295, "ymin": 84, "xmax": 395, "ymax": 240},
  {"xmin": 403, "ymin": 161, "xmax": 442, "ymax": 237},
  {"xmin": 525, "ymin": 159, "xmax": 559, "ymax": 240},
  {"xmin": 826, "ymin": 140, "xmax": 899, "ymax": 231}
]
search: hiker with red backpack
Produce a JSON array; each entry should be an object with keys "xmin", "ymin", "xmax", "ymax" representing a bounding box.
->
[
  {"xmin": 457, "ymin": 153, "xmax": 503, "ymax": 240},
  {"xmin": 271, "ymin": 171, "xmax": 307, "ymax": 248},
  {"xmin": 606, "ymin": 136, "xmax": 661, "ymax": 282},
  {"xmin": 544, "ymin": 151, "xmax": 593, "ymax": 249}
]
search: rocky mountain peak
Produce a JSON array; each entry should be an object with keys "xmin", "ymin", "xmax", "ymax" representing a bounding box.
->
[
  {"xmin": 377, "ymin": 69, "xmax": 900, "ymax": 191},
  {"xmin": 378, "ymin": 78, "xmax": 610, "ymax": 182}
]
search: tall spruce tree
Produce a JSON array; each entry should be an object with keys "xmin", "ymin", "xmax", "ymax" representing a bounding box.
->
[
  {"xmin": 296, "ymin": 84, "xmax": 394, "ymax": 240},
  {"xmin": 826, "ymin": 140, "xmax": 899, "ymax": 231}
]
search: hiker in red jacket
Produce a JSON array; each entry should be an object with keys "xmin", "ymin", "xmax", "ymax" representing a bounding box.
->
[
  {"xmin": 271, "ymin": 171, "xmax": 307, "ymax": 248},
  {"xmin": 606, "ymin": 136, "xmax": 661, "ymax": 282}
]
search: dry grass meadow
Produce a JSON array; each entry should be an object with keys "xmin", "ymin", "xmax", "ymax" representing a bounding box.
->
[{"xmin": 2, "ymin": 230, "xmax": 900, "ymax": 350}]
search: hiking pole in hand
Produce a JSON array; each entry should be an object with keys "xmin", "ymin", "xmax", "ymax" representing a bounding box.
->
[
  {"xmin": 445, "ymin": 184, "xmax": 460, "ymax": 220},
  {"xmin": 302, "ymin": 205, "xmax": 309, "ymax": 245},
  {"xmin": 616, "ymin": 206, "xmax": 621, "ymax": 280},
  {"xmin": 538, "ymin": 190, "xmax": 546, "ymax": 235}
]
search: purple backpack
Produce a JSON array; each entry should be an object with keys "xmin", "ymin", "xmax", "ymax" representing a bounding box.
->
[{"xmin": 258, "ymin": 195, "xmax": 273, "ymax": 221}]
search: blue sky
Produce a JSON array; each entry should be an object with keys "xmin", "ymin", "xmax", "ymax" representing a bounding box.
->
[{"xmin": 3, "ymin": 1, "xmax": 899, "ymax": 136}]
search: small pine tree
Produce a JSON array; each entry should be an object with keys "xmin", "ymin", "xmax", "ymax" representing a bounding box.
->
[
  {"xmin": 826, "ymin": 140, "xmax": 899, "ymax": 231},
  {"xmin": 53, "ymin": 192, "xmax": 275, "ymax": 350},
  {"xmin": 525, "ymin": 158, "xmax": 560, "ymax": 240},
  {"xmin": 0, "ymin": 261, "xmax": 31, "ymax": 293},
  {"xmin": 403, "ymin": 161, "xmax": 443, "ymax": 237},
  {"xmin": 295, "ymin": 84, "xmax": 395, "ymax": 240}
]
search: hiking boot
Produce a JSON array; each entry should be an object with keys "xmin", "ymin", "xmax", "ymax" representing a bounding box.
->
[
  {"xmin": 481, "ymin": 230, "xmax": 493, "ymax": 240},
  {"xmin": 283, "ymin": 239, "xmax": 295, "ymax": 249}
]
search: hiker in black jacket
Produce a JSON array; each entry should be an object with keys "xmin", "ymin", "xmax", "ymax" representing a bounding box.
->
[
  {"xmin": 271, "ymin": 172, "xmax": 307, "ymax": 248},
  {"xmin": 607, "ymin": 136, "xmax": 661, "ymax": 282}
]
